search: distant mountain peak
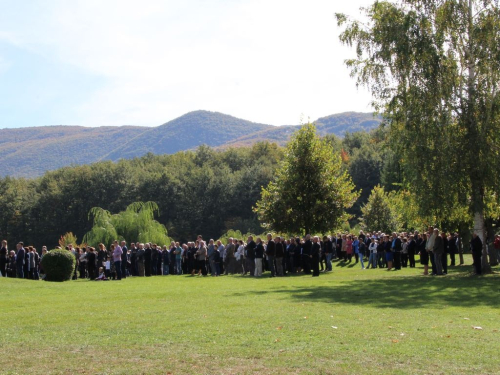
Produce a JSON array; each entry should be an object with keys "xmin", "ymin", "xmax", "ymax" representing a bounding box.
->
[{"xmin": 0, "ymin": 111, "xmax": 381, "ymax": 177}]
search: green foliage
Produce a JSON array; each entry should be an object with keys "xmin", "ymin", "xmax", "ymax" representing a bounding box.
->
[
  {"xmin": 41, "ymin": 249, "xmax": 76, "ymax": 282},
  {"xmin": 337, "ymin": 0, "xmax": 500, "ymax": 228},
  {"xmin": 83, "ymin": 202, "xmax": 169, "ymax": 247},
  {"xmin": 58, "ymin": 232, "xmax": 79, "ymax": 249},
  {"xmin": 361, "ymin": 185, "xmax": 401, "ymax": 233},
  {"xmin": 256, "ymin": 123, "xmax": 358, "ymax": 235}
]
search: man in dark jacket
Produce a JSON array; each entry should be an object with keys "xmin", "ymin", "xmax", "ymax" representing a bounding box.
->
[
  {"xmin": 275, "ymin": 237, "xmax": 284, "ymax": 276},
  {"xmin": 323, "ymin": 236, "xmax": 333, "ymax": 272},
  {"xmin": 311, "ymin": 236, "xmax": 321, "ymax": 277},
  {"xmin": 16, "ymin": 242, "xmax": 25, "ymax": 278},
  {"xmin": 470, "ymin": 233, "xmax": 483, "ymax": 275},
  {"xmin": 265, "ymin": 234, "xmax": 276, "ymax": 277},
  {"xmin": 144, "ymin": 244, "xmax": 152, "ymax": 277},
  {"xmin": 392, "ymin": 233, "xmax": 402, "ymax": 270},
  {"xmin": 121, "ymin": 241, "xmax": 128, "ymax": 278},
  {"xmin": 245, "ymin": 236, "xmax": 256, "ymax": 276},
  {"xmin": 302, "ymin": 235, "xmax": 312, "ymax": 274},
  {"xmin": 407, "ymin": 235, "xmax": 416, "ymax": 268}
]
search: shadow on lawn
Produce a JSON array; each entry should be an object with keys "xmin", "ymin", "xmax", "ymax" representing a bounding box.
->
[{"xmin": 237, "ymin": 270, "xmax": 500, "ymax": 309}]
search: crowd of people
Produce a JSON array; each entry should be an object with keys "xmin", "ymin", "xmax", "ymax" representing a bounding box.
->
[{"xmin": 1, "ymin": 229, "xmax": 498, "ymax": 280}]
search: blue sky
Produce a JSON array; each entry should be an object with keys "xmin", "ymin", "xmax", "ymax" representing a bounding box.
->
[{"xmin": 0, "ymin": 0, "xmax": 374, "ymax": 128}]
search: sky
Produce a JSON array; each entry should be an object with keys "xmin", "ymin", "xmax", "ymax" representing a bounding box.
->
[{"xmin": 0, "ymin": 0, "xmax": 375, "ymax": 128}]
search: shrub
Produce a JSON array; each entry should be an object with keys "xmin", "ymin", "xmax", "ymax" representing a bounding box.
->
[{"xmin": 41, "ymin": 249, "xmax": 76, "ymax": 282}]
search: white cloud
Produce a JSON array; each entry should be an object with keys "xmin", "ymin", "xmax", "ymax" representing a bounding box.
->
[{"xmin": 0, "ymin": 0, "xmax": 375, "ymax": 126}]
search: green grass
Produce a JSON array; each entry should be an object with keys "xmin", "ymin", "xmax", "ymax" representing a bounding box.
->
[{"xmin": 1, "ymin": 255, "xmax": 499, "ymax": 375}]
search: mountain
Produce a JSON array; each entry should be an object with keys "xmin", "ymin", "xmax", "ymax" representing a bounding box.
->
[
  {"xmin": 102, "ymin": 110, "xmax": 271, "ymax": 161},
  {"xmin": 0, "ymin": 110, "xmax": 381, "ymax": 177}
]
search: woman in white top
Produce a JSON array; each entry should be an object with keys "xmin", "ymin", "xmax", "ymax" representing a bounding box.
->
[
  {"xmin": 235, "ymin": 240, "xmax": 246, "ymax": 275},
  {"xmin": 367, "ymin": 238, "xmax": 378, "ymax": 269}
]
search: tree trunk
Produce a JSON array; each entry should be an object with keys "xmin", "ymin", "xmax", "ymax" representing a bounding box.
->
[{"xmin": 473, "ymin": 211, "xmax": 492, "ymax": 273}]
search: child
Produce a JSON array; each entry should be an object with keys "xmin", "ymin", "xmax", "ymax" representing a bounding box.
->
[{"xmin": 95, "ymin": 267, "xmax": 108, "ymax": 281}]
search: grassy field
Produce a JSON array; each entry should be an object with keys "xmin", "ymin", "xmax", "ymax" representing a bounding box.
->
[{"xmin": 1, "ymin": 255, "xmax": 499, "ymax": 375}]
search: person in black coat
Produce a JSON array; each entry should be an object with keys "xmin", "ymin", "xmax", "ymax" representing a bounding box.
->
[
  {"xmin": 294, "ymin": 238, "xmax": 302, "ymax": 273},
  {"xmin": 245, "ymin": 236, "xmax": 256, "ymax": 276},
  {"xmin": 391, "ymin": 233, "xmax": 402, "ymax": 270},
  {"xmin": 311, "ymin": 236, "xmax": 321, "ymax": 277},
  {"xmin": 407, "ymin": 235, "xmax": 416, "ymax": 268},
  {"xmin": 121, "ymin": 242, "xmax": 128, "ymax": 278},
  {"xmin": 0, "ymin": 240, "xmax": 8, "ymax": 277},
  {"xmin": 144, "ymin": 244, "xmax": 152, "ymax": 277},
  {"xmin": 16, "ymin": 243, "xmax": 25, "ymax": 278},
  {"xmin": 470, "ymin": 233, "xmax": 483, "ymax": 275},
  {"xmin": 448, "ymin": 234, "xmax": 457, "ymax": 266},
  {"xmin": 441, "ymin": 232, "xmax": 448, "ymax": 274},
  {"xmin": 87, "ymin": 247, "xmax": 97, "ymax": 280},
  {"xmin": 302, "ymin": 235, "xmax": 312, "ymax": 274},
  {"xmin": 265, "ymin": 234, "xmax": 276, "ymax": 277}
]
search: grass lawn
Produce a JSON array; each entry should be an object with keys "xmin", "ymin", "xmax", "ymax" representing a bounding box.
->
[{"xmin": 1, "ymin": 255, "xmax": 499, "ymax": 375}]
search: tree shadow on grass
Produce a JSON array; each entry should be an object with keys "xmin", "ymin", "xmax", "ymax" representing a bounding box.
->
[{"xmin": 235, "ymin": 272, "xmax": 500, "ymax": 309}]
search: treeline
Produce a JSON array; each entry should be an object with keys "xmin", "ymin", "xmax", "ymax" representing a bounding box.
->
[{"xmin": 0, "ymin": 128, "xmax": 400, "ymax": 249}]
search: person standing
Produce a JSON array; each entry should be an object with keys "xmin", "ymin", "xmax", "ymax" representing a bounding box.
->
[
  {"xmin": 217, "ymin": 241, "xmax": 226, "ymax": 275},
  {"xmin": 426, "ymin": 228, "xmax": 437, "ymax": 275},
  {"xmin": 120, "ymin": 241, "xmax": 128, "ymax": 278},
  {"xmin": 367, "ymin": 238, "xmax": 377, "ymax": 269},
  {"xmin": 275, "ymin": 237, "xmax": 284, "ymax": 276},
  {"xmin": 392, "ymin": 233, "xmax": 402, "ymax": 270},
  {"xmin": 87, "ymin": 247, "xmax": 97, "ymax": 280},
  {"xmin": 401, "ymin": 237, "xmax": 409, "ymax": 268},
  {"xmin": 323, "ymin": 236, "xmax": 333, "ymax": 272},
  {"xmin": 113, "ymin": 241, "xmax": 123, "ymax": 280},
  {"xmin": 245, "ymin": 236, "xmax": 256, "ymax": 276},
  {"xmin": 265, "ymin": 234, "xmax": 276, "ymax": 277},
  {"xmin": 0, "ymin": 240, "xmax": 8, "ymax": 277},
  {"xmin": 470, "ymin": 233, "xmax": 483, "ymax": 275},
  {"xmin": 302, "ymin": 235, "xmax": 312, "ymax": 274},
  {"xmin": 207, "ymin": 239, "xmax": 217, "ymax": 276},
  {"xmin": 407, "ymin": 235, "xmax": 416, "ymax": 268},
  {"xmin": 456, "ymin": 233, "xmax": 464, "ymax": 265},
  {"xmin": 448, "ymin": 233, "xmax": 457, "ymax": 266},
  {"xmin": 97, "ymin": 244, "xmax": 106, "ymax": 273},
  {"xmin": 144, "ymin": 243, "xmax": 152, "ymax": 277},
  {"xmin": 432, "ymin": 229, "xmax": 444, "ymax": 275},
  {"xmin": 235, "ymin": 240, "xmax": 245, "ymax": 275},
  {"xmin": 137, "ymin": 244, "xmax": 145, "ymax": 277},
  {"xmin": 7, "ymin": 250, "xmax": 16, "ymax": 278},
  {"xmin": 254, "ymin": 238, "xmax": 264, "ymax": 277},
  {"xmin": 16, "ymin": 242, "xmax": 25, "ymax": 278},
  {"xmin": 441, "ymin": 232, "xmax": 448, "ymax": 274},
  {"xmin": 175, "ymin": 242, "xmax": 183, "ymax": 275},
  {"xmin": 196, "ymin": 242, "xmax": 207, "ymax": 276},
  {"xmin": 353, "ymin": 236, "xmax": 364, "ymax": 269},
  {"xmin": 311, "ymin": 236, "xmax": 320, "ymax": 277}
]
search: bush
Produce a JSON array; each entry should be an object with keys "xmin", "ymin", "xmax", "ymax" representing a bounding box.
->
[{"xmin": 41, "ymin": 249, "xmax": 76, "ymax": 282}]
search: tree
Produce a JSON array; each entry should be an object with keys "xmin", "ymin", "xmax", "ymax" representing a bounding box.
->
[
  {"xmin": 255, "ymin": 123, "xmax": 358, "ymax": 235},
  {"xmin": 83, "ymin": 201, "xmax": 170, "ymax": 247},
  {"xmin": 337, "ymin": 0, "xmax": 500, "ymax": 272},
  {"xmin": 361, "ymin": 185, "xmax": 402, "ymax": 233}
]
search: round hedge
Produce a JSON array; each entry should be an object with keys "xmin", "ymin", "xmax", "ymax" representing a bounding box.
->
[{"xmin": 41, "ymin": 249, "xmax": 76, "ymax": 282}]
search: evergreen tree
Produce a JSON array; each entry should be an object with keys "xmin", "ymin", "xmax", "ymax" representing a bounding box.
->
[
  {"xmin": 255, "ymin": 123, "xmax": 358, "ymax": 235},
  {"xmin": 361, "ymin": 185, "xmax": 401, "ymax": 233}
]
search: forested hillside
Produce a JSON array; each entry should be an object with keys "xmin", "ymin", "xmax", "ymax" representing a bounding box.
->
[
  {"xmin": 0, "ymin": 111, "xmax": 381, "ymax": 177},
  {"xmin": 0, "ymin": 125, "xmax": 400, "ymax": 250}
]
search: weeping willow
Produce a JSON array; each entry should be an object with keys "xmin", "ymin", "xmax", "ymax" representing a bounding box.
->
[{"xmin": 83, "ymin": 201, "xmax": 169, "ymax": 247}]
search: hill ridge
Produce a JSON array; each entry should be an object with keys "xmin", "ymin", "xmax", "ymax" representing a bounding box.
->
[{"xmin": 0, "ymin": 110, "xmax": 380, "ymax": 177}]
